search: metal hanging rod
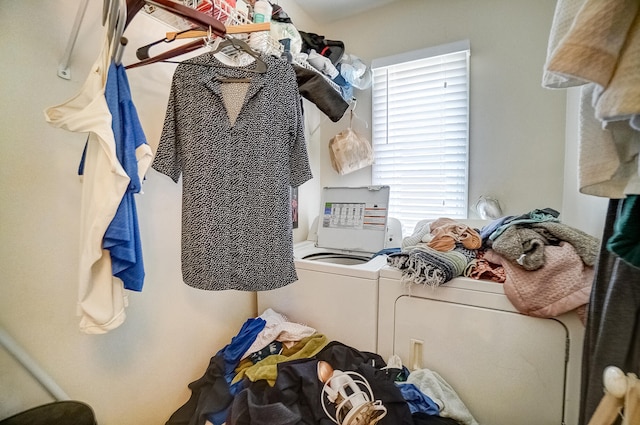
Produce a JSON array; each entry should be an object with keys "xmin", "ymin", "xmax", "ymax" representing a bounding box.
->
[{"xmin": 57, "ymin": 0, "xmax": 90, "ymax": 80}]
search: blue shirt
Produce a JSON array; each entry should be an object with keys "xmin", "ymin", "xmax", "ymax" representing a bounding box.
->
[{"xmin": 101, "ymin": 61, "xmax": 147, "ymax": 291}]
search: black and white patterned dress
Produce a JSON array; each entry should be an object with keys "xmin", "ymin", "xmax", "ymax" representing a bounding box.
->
[{"xmin": 152, "ymin": 52, "xmax": 312, "ymax": 291}]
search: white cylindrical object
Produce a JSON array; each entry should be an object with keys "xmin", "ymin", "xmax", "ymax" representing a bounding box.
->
[{"xmin": 253, "ymin": 0, "xmax": 272, "ymax": 23}]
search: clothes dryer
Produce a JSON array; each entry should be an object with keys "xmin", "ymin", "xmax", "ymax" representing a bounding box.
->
[
  {"xmin": 377, "ymin": 266, "xmax": 584, "ymax": 425},
  {"xmin": 256, "ymin": 186, "xmax": 402, "ymax": 352}
]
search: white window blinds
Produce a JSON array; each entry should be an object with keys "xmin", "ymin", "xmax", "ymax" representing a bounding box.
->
[{"xmin": 371, "ymin": 40, "xmax": 470, "ymax": 236}]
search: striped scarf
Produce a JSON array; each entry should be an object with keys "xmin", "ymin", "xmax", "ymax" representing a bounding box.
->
[{"xmin": 387, "ymin": 244, "xmax": 476, "ymax": 287}]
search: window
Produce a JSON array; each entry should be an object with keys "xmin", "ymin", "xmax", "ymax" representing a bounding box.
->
[{"xmin": 371, "ymin": 40, "xmax": 470, "ymax": 236}]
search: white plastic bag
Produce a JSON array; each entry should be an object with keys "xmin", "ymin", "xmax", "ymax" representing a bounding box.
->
[
  {"xmin": 340, "ymin": 54, "xmax": 372, "ymax": 90},
  {"xmin": 329, "ymin": 127, "xmax": 374, "ymax": 175}
]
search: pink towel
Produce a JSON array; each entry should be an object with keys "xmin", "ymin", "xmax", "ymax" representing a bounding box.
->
[{"xmin": 484, "ymin": 243, "xmax": 592, "ymax": 321}]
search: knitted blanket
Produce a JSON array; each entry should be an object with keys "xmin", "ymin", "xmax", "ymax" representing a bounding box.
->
[{"xmin": 491, "ymin": 221, "xmax": 600, "ymax": 271}]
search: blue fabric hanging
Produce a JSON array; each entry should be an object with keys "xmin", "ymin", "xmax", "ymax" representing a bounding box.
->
[{"xmin": 101, "ymin": 61, "xmax": 148, "ymax": 291}]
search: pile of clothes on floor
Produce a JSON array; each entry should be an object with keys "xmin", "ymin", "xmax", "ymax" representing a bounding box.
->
[
  {"xmin": 167, "ymin": 308, "xmax": 478, "ymax": 425},
  {"xmin": 387, "ymin": 208, "xmax": 600, "ymax": 322}
]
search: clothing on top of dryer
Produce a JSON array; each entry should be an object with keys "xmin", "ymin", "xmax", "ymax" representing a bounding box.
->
[
  {"xmin": 425, "ymin": 218, "xmax": 482, "ymax": 252},
  {"xmin": 463, "ymin": 249, "xmax": 506, "ymax": 283},
  {"xmin": 387, "ymin": 213, "xmax": 598, "ymax": 319},
  {"xmin": 152, "ymin": 53, "xmax": 312, "ymax": 291},
  {"xmin": 486, "ymin": 207, "xmax": 560, "ymax": 242},
  {"xmin": 390, "ymin": 216, "xmax": 481, "ymax": 286},
  {"xmin": 485, "ymin": 243, "xmax": 593, "ymax": 322},
  {"xmin": 387, "ymin": 245, "xmax": 476, "ymax": 287},
  {"xmin": 490, "ymin": 220, "xmax": 600, "ymax": 271}
]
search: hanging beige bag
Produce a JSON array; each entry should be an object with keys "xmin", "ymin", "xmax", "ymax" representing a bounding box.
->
[{"xmin": 329, "ymin": 112, "xmax": 374, "ymax": 175}]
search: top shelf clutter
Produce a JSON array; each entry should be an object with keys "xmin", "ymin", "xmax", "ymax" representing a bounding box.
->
[
  {"xmin": 143, "ymin": 0, "xmax": 248, "ymax": 31},
  {"xmin": 143, "ymin": 0, "xmax": 343, "ymax": 93}
]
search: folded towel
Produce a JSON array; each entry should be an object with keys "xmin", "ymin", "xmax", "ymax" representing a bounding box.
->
[
  {"xmin": 546, "ymin": 0, "xmax": 639, "ymax": 88},
  {"xmin": 595, "ymin": 11, "xmax": 640, "ymax": 122},
  {"xmin": 484, "ymin": 244, "xmax": 592, "ymax": 320},
  {"xmin": 542, "ymin": 0, "xmax": 587, "ymax": 88}
]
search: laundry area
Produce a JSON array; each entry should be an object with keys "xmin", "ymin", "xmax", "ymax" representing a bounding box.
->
[{"xmin": 1, "ymin": 1, "xmax": 639, "ymax": 425}]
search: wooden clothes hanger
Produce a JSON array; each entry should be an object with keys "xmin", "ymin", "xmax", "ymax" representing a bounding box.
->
[
  {"xmin": 126, "ymin": 38, "xmax": 206, "ymax": 69},
  {"xmin": 134, "ymin": 23, "xmax": 270, "ymax": 61},
  {"xmin": 165, "ymin": 22, "xmax": 270, "ymax": 40},
  {"xmin": 122, "ymin": 0, "xmax": 228, "ymax": 69},
  {"xmin": 134, "ymin": 28, "xmax": 195, "ymax": 61}
]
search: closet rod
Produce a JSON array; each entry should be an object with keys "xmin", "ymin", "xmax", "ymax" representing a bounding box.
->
[{"xmin": 57, "ymin": 0, "xmax": 90, "ymax": 80}]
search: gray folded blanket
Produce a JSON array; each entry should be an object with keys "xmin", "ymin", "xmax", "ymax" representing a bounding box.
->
[{"xmin": 491, "ymin": 221, "xmax": 600, "ymax": 270}]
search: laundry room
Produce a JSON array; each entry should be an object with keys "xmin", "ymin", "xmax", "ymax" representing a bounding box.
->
[{"xmin": 1, "ymin": 1, "xmax": 638, "ymax": 425}]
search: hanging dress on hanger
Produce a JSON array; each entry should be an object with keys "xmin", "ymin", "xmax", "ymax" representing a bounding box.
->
[
  {"xmin": 152, "ymin": 52, "xmax": 312, "ymax": 291},
  {"xmin": 44, "ymin": 36, "xmax": 132, "ymax": 334}
]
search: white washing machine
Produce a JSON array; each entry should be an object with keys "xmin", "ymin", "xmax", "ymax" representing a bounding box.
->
[
  {"xmin": 377, "ymin": 267, "xmax": 585, "ymax": 425},
  {"xmin": 256, "ymin": 186, "xmax": 402, "ymax": 352}
]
